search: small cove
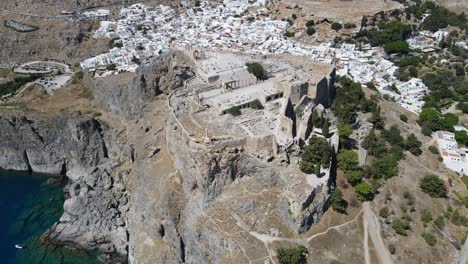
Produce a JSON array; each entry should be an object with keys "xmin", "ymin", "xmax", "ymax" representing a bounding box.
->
[{"xmin": 0, "ymin": 169, "xmax": 100, "ymax": 264}]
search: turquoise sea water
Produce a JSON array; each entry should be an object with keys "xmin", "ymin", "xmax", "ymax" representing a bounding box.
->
[{"xmin": 0, "ymin": 170, "xmax": 100, "ymax": 264}]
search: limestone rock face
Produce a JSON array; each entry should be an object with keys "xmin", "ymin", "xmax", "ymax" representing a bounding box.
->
[
  {"xmin": 0, "ymin": 49, "xmax": 333, "ymax": 263},
  {"xmin": 0, "ymin": 111, "xmax": 131, "ymax": 257},
  {"xmin": 90, "ymin": 51, "xmax": 194, "ymax": 119}
]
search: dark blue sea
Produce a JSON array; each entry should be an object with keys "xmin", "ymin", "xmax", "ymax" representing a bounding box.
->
[{"xmin": 0, "ymin": 170, "xmax": 100, "ymax": 264}]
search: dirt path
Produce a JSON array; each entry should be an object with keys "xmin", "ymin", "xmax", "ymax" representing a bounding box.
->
[
  {"xmin": 363, "ymin": 202, "xmax": 394, "ymax": 264},
  {"xmin": 363, "ymin": 215, "xmax": 371, "ymax": 264},
  {"xmin": 458, "ymin": 238, "xmax": 468, "ymax": 264},
  {"xmin": 232, "ymin": 207, "xmax": 364, "ymax": 263}
]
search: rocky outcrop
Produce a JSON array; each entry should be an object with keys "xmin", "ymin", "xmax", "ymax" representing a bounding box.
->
[
  {"xmin": 89, "ymin": 50, "xmax": 194, "ymax": 119},
  {"xmin": 0, "ymin": 110, "xmax": 131, "ymax": 258}
]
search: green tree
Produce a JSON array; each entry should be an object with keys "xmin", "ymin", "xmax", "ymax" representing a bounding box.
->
[
  {"xmin": 301, "ymin": 136, "xmax": 331, "ymax": 168},
  {"xmin": 455, "ymin": 131, "xmax": 468, "ymax": 147},
  {"xmin": 371, "ymin": 155, "xmax": 398, "ymax": 179},
  {"xmin": 277, "ymin": 246, "xmax": 307, "ymax": 264},
  {"xmin": 306, "ymin": 27, "xmax": 316, "ymax": 36},
  {"xmin": 346, "ymin": 170, "xmax": 364, "ymax": 186},
  {"xmin": 369, "ymin": 106, "xmax": 383, "ymax": 129},
  {"xmin": 405, "ymin": 134, "xmax": 422, "ymax": 156},
  {"xmin": 330, "ymin": 189, "xmax": 347, "ymax": 213},
  {"xmin": 408, "ymin": 66, "xmax": 418, "ymax": 77},
  {"xmin": 441, "ymin": 113, "xmax": 459, "ymax": 131},
  {"xmin": 362, "ymin": 131, "xmax": 388, "ymax": 157},
  {"xmin": 355, "ymin": 182, "xmax": 373, "ymax": 201},
  {"xmin": 300, "ymin": 161, "xmax": 315, "ymax": 174},
  {"xmin": 420, "ymin": 175, "xmax": 447, "ymax": 198},
  {"xmin": 306, "ymin": 20, "xmax": 315, "ymax": 27},
  {"xmin": 322, "ymin": 118, "xmax": 330, "ymax": 137},
  {"xmin": 384, "ymin": 40, "xmax": 410, "ymax": 54},
  {"xmin": 331, "ymin": 77, "xmax": 365, "ymax": 124},
  {"xmin": 419, "ymin": 108, "xmax": 441, "ymax": 131},
  {"xmin": 381, "ymin": 126, "xmax": 405, "ymax": 147},
  {"xmin": 337, "ymin": 150, "xmax": 359, "ymax": 171},
  {"xmin": 338, "ymin": 123, "xmax": 353, "ymax": 146},
  {"xmin": 331, "ymin": 22, "xmax": 342, "ymax": 31},
  {"xmin": 246, "ymin": 62, "xmax": 265, "ymax": 80},
  {"xmin": 315, "ymin": 163, "xmax": 321, "ymax": 176}
]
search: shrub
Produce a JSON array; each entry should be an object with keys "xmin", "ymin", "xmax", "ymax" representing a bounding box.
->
[
  {"xmin": 330, "ymin": 189, "xmax": 347, "ymax": 213},
  {"xmin": 392, "ymin": 219, "xmax": 410, "ymax": 235},
  {"xmin": 421, "ymin": 125, "xmax": 432, "ymax": 136},
  {"xmin": 434, "ymin": 216, "xmax": 445, "ymax": 229},
  {"xmin": 355, "ymin": 182, "xmax": 373, "ymax": 201},
  {"xmin": 0, "ymin": 74, "xmax": 43, "ymax": 96},
  {"xmin": 422, "ymin": 232, "xmax": 437, "ymax": 246},
  {"xmin": 246, "ymin": 62, "xmax": 265, "ymax": 80},
  {"xmin": 305, "ymin": 20, "xmax": 315, "ymax": 27},
  {"xmin": 331, "ymin": 22, "xmax": 342, "ymax": 31},
  {"xmin": 306, "ymin": 27, "xmax": 316, "ymax": 36},
  {"xmin": 429, "ymin": 145, "xmax": 439, "ymax": 154},
  {"xmin": 420, "ymin": 175, "xmax": 447, "ymax": 198},
  {"xmin": 379, "ymin": 207, "xmax": 390, "ymax": 218},
  {"xmin": 277, "ymin": 246, "xmax": 307, "ymax": 264},
  {"xmin": 421, "ymin": 210, "xmax": 433, "ymax": 223},
  {"xmin": 405, "ymin": 134, "xmax": 422, "ymax": 156},
  {"xmin": 399, "ymin": 114, "xmax": 408, "ymax": 122},
  {"xmin": 337, "ymin": 150, "xmax": 359, "ymax": 171},
  {"xmin": 451, "ymin": 210, "xmax": 468, "ymax": 226},
  {"xmin": 344, "ymin": 22, "xmax": 356, "ymax": 29},
  {"xmin": 346, "ymin": 170, "xmax": 363, "ymax": 186},
  {"xmin": 300, "ymin": 161, "xmax": 315, "ymax": 174}
]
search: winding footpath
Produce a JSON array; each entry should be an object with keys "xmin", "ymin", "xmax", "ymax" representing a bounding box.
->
[
  {"xmin": 232, "ymin": 207, "xmax": 364, "ymax": 264},
  {"xmin": 363, "ymin": 202, "xmax": 394, "ymax": 264},
  {"xmin": 458, "ymin": 238, "xmax": 468, "ymax": 264}
]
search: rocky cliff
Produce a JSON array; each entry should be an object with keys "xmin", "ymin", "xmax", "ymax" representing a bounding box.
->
[
  {"xmin": 0, "ymin": 110, "xmax": 131, "ymax": 258},
  {"xmin": 0, "ymin": 50, "xmax": 333, "ymax": 263},
  {"xmin": 88, "ymin": 50, "xmax": 194, "ymax": 119}
]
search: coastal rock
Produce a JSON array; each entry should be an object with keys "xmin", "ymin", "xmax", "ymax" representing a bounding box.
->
[{"xmin": 0, "ymin": 110, "xmax": 131, "ymax": 257}]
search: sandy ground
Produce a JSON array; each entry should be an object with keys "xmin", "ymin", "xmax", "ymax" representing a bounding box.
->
[{"xmin": 283, "ymin": 0, "xmax": 401, "ymax": 22}]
